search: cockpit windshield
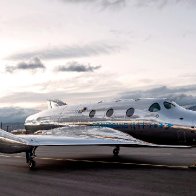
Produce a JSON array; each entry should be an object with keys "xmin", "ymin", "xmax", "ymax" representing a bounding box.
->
[
  {"xmin": 149, "ymin": 103, "xmax": 161, "ymax": 112},
  {"xmin": 163, "ymin": 101, "xmax": 175, "ymax": 109}
]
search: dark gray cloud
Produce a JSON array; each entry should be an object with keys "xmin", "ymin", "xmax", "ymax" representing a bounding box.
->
[
  {"xmin": 120, "ymin": 85, "xmax": 196, "ymax": 106},
  {"xmin": 5, "ymin": 57, "xmax": 45, "ymax": 73},
  {"xmin": 7, "ymin": 42, "xmax": 122, "ymax": 60},
  {"xmin": 188, "ymin": 105, "xmax": 196, "ymax": 111},
  {"xmin": 55, "ymin": 61, "xmax": 101, "ymax": 72},
  {"xmin": 0, "ymin": 107, "xmax": 39, "ymax": 123}
]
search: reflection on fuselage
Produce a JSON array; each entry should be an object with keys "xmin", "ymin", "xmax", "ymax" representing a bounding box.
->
[{"xmin": 25, "ymin": 98, "xmax": 196, "ymax": 146}]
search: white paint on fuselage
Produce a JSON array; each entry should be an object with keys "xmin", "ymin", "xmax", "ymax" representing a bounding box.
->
[{"xmin": 25, "ymin": 98, "xmax": 196, "ymax": 128}]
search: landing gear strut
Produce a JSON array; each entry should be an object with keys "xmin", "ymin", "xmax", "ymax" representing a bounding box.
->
[
  {"xmin": 26, "ymin": 147, "xmax": 37, "ymax": 169},
  {"xmin": 113, "ymin": 146, "xmax": 120, "ymax": 156}
]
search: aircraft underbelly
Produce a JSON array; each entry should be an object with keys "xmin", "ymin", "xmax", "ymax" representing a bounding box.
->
[
  {"xmin": 125, "ymin": 127, "xmax": 196, "ymax": 146},
  {"xmin": 177, "ymin": 131, "xmax": 186, "ymax": 143},
  {"xmin": 116, "ymin": 126, "xmax": 178, "ymax": 145},
  {"xmin": 130, "ymin": 130, "xmax": 177, "ymax": 145}
]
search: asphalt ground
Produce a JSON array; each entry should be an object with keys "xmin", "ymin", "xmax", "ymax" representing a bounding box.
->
[{"xmin": 0, "ymin": 146, "xmax": 196, "ymax": 196}]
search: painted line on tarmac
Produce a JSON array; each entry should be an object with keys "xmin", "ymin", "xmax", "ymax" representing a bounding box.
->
[
  {"xmin": 64, "ymin": 158, "xmax": 189, "ymax": 169},
  {"xmin": 0, "ymin": 154, "xmax": 192, "ymax": 169}
]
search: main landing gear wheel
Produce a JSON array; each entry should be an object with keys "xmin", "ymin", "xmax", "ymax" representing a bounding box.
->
[
  {"xmin": 26, "ymin": 147, "xmax": 37, "ymax": 169},
  {"xmin": 113, "ymin": 146, "xmax": 120, "ymax": 156},
  {"xmin": 28, "ymin": 159, "xmax": 36, "ymax": 169}
]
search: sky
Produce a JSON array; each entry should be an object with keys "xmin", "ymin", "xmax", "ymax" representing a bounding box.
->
[{"xmin": 0, "ymin": 0, "xmax": 196, "ymax": 121}]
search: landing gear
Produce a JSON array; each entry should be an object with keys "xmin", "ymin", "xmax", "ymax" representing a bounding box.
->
[
  {"xmin": 113, "ymin": 146, "xmax": 120, "ymax": 156},
  {"xmin": 27, "ymin": 159, "xmax": 36, "ymax": 169},
  {"xmin": 189, "ymin": 163, "xmax": 196, "ymax": 169},
  {"xmin": 26, "ymin": 147, "xmax": 37, "ymax": 169}
]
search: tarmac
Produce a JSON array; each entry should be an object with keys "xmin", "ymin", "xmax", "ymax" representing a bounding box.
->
[{"xmin": 0, "ymin": 146, "xmax": 196, "ymax": 196}]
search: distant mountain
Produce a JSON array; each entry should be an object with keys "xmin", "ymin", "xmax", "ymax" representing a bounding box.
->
[
  {"xmin": 1, "ymin": 122, "xmax": 25, "ymax": 132},
  {"xmin": 187, "ymin": 105, "xmax": 196, "ymax": 111},
  {"xmin": 0, "ymin": 107, "xmax": 39, "ymax": 123}
]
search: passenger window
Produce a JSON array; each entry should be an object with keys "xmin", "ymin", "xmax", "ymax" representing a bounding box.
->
[
  {"xmin": 149, "ymin": 103, "xmax": 161, "ymax": 112},
  {"xmin": 126, "ymin": 108, "xmax": 134, "ymax": 117},
  {"xmin": 89, "ymin": 110, "xmax": 96, "ymax": 118},
  {"xmin": 106, "ymin": 108, "xmax": 114, "ymax": 117},
  {"xmin": 78, "ymin": 107, "xmax": 87, "ymax": 113},
  {"xmin": 164, "ymin": 101, "xmax": 175, "ymax": 109}
]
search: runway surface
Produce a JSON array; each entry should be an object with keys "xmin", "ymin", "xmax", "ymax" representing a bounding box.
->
[{"xmin": 0, "ymin": 146, "xmax": 196, "ymax": 196}]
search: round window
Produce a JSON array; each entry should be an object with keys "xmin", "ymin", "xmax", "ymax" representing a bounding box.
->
[
  {"xmin": 126, "ymin": 108, "xmax": 134, "ymax": 117},
  {"xmin": 149, "ymin": 103, "xmax": 161, "ymax": 112},
  {"xmin": 163, "ymin": 101, "xmax": 175, "ymax": 109},
  {"xmin": 106, "ymin": 108, "xmax": 114, "ymax": 117},
  {"xmin": 89, "ymin": 110, "xmax": 96, "ymax": 118}
]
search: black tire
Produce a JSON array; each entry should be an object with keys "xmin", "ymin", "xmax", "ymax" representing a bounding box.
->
[
  {"xmin": 28, "ymin": 160, "xmax": 36, "ymax": 169},
  {"xmin": 113, "ymin": 148, "xmax": 119, "ymax": 156}
]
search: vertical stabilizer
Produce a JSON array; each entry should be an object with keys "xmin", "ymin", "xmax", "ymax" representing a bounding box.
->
[{"xmin": 47, "ymin": 99, "xmax": 67, "ymax": 109}]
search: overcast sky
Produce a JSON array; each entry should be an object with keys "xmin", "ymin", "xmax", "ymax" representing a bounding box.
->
[{"xmin": 0, "ymin": 0, "xmax": 196, "ymax": 112}]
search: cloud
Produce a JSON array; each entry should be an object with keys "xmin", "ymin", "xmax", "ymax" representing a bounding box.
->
[
  {"xmin": 60, "ymin": 0, "xmax": 196, "ymax": 10},
  {"xmin": 169, "ymin": 94, "xmax": 196, "ymax": 106},
  {"xmin": 135, "ymin": 0, "xmax": 196, "ymax": 9},
  {"xmin": 5, "ymin": 57, "xmax": 45, "ymax": 73},
  {"xmin": 135, "ymin": 0, "xmax": 169, "ymax": 9},
  {"xmin": 0, "ymin": 107, "xmax": 39, "ymax": 123},
  {"xmin": 100, "ymin": 0, "xmax": 126, "ymax": 9},
  {"xmin": 0, "ymin": 90, "xmax": 110, "ymax": 104},
  {"xmin": 119, "ymin": 85, "xmax": 196, "ymax": 106},
  {"xmin": 0, "ymin": 79, "xmax": 121, "ymax": 108},
  {"xmin": 55, "ymin": 61, "xmax": 101, "ymax": 72},
  {"xmin": 60, "ymin": 0, "xmax": 126, "ymax": 9},
  {"xmin": 7, "ymin": 42, "xmax": 123, "ymax": 60}
]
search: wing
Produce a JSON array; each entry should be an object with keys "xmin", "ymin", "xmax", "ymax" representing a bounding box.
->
[
  {"xmin": 19, "ymin": 126, "xmax": 152, "ymax": 147},
  {"xmin": 19, "ymin": 126, "xmax": 190, "ymax": 148},
  {"xmin": 0, "ymin": 126, "xmax": 190, "ymax": 154}
]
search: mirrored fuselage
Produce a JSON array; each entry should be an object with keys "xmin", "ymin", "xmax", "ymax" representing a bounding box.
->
[{"xmin": 25, "ymin": 98, "xmax": 196, "ymax": 146}]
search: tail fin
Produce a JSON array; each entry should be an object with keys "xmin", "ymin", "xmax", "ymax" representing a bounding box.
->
[{"xmin": 47, "ymin": 99, "xmax": 67, "ymax": 109}]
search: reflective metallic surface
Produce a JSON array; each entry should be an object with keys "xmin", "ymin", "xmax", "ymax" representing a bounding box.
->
[
  {"xmin": 0, "ymin": 129, "xmax": 31, "ymax": 153},
  {"xmin": 25, "ymin": 98, "xmax": 196, "ymax": 146}
]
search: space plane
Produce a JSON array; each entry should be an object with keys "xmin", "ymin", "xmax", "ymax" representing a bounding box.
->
[{"xmin": 0, "ymin": 98, "xmax": 196, "ymax": 169}]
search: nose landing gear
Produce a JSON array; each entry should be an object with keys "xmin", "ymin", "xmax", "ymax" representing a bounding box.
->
[
  {"xmin": 26, "ymin": 147, "xmax": 37, "ymax": 169},
  {"xmin": 113, "ymin": 146, "xmax": 120, "ymax": 156}
]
